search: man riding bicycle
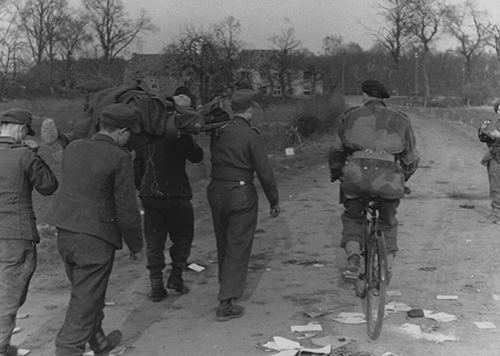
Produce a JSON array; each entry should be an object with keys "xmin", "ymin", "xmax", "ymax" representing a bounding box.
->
[{"xmin": 329, "ymin": 79, "xmax": 419, "ymax": 282}]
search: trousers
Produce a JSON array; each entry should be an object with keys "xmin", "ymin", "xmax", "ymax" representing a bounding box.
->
[
  {"xmin": 141, "ymin": 197, "xmax": 194, "ymax": 279},
  {"xmin": 0, "ymin": 240, "xmax": 36, "ymax": 352},
  {"xmin": 55, "ymin": 230, "xmax": 115, "ymax": 356},
  {"xmin": 340, "ymin": 198, "xmax": 400, "ymax": 254},
  {"xmin": 207, "ymin": 179, "xmax": 258, "ymax": 301},
  {"xmin": 487, "ymin": 157, "xmax": 500, "ymax": 213}
]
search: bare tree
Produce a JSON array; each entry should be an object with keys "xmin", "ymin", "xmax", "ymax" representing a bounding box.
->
[
  {"xmin": 56, "ymin": 11, "xmax": 92, "ymax": 88},
  {"xmin": 0, "ymin": 0, "xmax": 18, "ymax": 96},
  {"xmin": 443, "ymin": 0, "xmax": 489, "ymax": 85},
  {"xmin": 269, "ymin": 26, "xmax": 301, "ymax": 97},
  {"xmin": 486, "ymin": 25, "xmax": 500, "ymax": 62},
  {"xmin": 408, "ymin": 0, "xmax": 446, "ymax": 101},
  {"xmin": 166, "ymin": 26, "xmax": 221, "ymax": 103},
  {"xmin": 17, "ymin": 0, "xmax": 68, "ymax": 82},
  {"xmin": 82, "ymin": 0, "xmax": 156, "ymax": 62},
  {"xmin": 213, "ymin": 16, "xmax": 243, "ymax": 89},
  {"xmin": 374, "ymin": 0, "xmax": 415, "ymax": 68},
  {"xmin": 323, "ymin": 34, "xmax": 344, "ymax": 56}
]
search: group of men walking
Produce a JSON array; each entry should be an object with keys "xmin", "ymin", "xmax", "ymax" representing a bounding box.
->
[
  {"xmin": 0, "ymin": 80, "xmax": 281, "ymax": 356},
  {"xmin": 0, "ymin": 77, "xmax": 422, "ymax": 356}
]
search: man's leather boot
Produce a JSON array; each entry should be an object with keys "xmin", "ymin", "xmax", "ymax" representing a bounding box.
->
[
  {"xmin": 149, "ymin": 277, "xmax": 167, "ymax": 302},
  {"xmin": 216, "ymin": 299, "xmax": 244, "ymax": 321},
  {"xmin": 89, "ymin": 328, "xmax": 122, "ymax": 356},
  {"xmin": 167, "ymin": 262, "xmax": 189, "ymax": 294}
]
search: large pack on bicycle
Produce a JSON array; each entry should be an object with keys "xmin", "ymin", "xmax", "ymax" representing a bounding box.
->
[{"xmin": 339, "ymin": 107, "xmax": 412, "ymax": 200}]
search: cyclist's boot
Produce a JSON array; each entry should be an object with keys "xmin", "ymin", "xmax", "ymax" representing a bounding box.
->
[{"xmin": 342, "ymin": 254, "xmax": 361, "ymax": 281}]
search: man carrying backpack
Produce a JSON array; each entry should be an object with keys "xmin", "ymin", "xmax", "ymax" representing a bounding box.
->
[{"xmin": 329, "ymin": 79, "xmax": 419, "ymax": 283}]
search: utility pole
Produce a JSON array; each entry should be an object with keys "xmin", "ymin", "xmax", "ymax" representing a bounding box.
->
[{"xmin": 414, "ymin": 51, "xmax": 419, "ymax": 97}]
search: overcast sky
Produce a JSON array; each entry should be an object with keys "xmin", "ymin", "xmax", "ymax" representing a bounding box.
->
[{"xmin": 75, "ymin": 0, "xmax": 500, "ymax": 55}]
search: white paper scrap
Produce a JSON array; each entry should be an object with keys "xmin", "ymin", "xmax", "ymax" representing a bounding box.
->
[
  {"xmin": 291, "ymin": 323, "xmax": 322, "ymax": 333},
  {"xmin": 260, "ymin": 341, "xmax": 281, "ymax": 352},
  {"xmin": 332, "ymin": 312, "xmax": 366, "ymax": 324},
  {"xmin": 16, "ymin": 313, "xmax": 30, "ymax": 320},
  {"xmin": 474, "ymin": 321, "xmax": 496, "ymax": 329},
  {"xmin": 17, "ymin": 349, "xmax": 31, "ymax": 356},
  {"xmin": 387, "ymin": 290, "xmax": 402, "ymax": 297},
  {"xmin": 492, "ymin": 294, "xmax": 500, "ymax": 301},
  {"xmin": 187, "ymin": 263, "xmax": 206, "ymax": 272},
  {"xmin": 273, "ymin": 336, "xmax": 301, "ymax": 350},
  {"xmin": 301, "ymin": 345, "xmax": 331, "ymax": 354},
  {"xmin": 13, "ymin": 326, "xmax": 22, "ymax": 334},
  {"xmin": 104, "ymin": 301, "xmax": 116, "ymax": 306},
  {"xmin": 271, "ymin": 350, "xmax": 297, "ymax": 356},
  {"xmin": 398, "ymin": 323, "xmax": 460, "ymax": 343},
  {"xmin": 424, "ymin": 311, "xmax": 457, "ymax": 323},
  {"xmin": 385, "ymin": 301, "xmax": 411, "ymax": 312},
  {"xmin": 436, "ymin": 295, "xmax": 458, "ymax": 300}
]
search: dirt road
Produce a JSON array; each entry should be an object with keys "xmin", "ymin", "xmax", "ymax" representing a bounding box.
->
[{"xmin": 11, "ymin": 108, "xmax": 500, "ymax": 356}]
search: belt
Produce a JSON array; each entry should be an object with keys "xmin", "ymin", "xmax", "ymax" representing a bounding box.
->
[{"xmin": 349, "ymin": 149, "xmax": 395, "ymax": 162}]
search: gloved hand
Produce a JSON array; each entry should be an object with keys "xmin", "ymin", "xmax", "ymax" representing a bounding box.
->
[
  {"xmin": 129, "ymin": 249, "xmax": 144, "ymax": 264},
  {"xmin": 270, "ymin": 204, "xmax": 280, "ymax": 218}
]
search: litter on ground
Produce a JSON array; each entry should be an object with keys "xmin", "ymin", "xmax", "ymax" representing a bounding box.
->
[
  {"xmin": 474, "ymin": 321, "xmax": 496, "ymax": 329},
  {"xmin": 291, "ymin": 322, "xmax": 322, "ymax": 333},
  {"xmin": 187, "ymin": 263, "xmax": 206, "ymax": 272},
  {"xmin": 397, "ymin": 323, "xmax": 460, "ymax": 343},
  {"xmin": 436, "ymin": 295, "xmax": 458, "ymax": 300},
  {"xmin": 17, "ymin": 349, "xmax": 31, "ymax": 356},
  {"xmin": 13, "ymin": 326, "xmax": 22, "ymax": 334},
  {"xmin": 423, "ymin": 310, "xmax": 457, "ymax": 323},
  {"xmin": 385, "ymin": 301, "xmax": 412, "ymax": 313},
  {"xmin": 492, "ymin": 294, "xmax": 500, "ymax": 301},
  {"xmin": 16, "ymin": 313, "xmax": 29, "ymax": 320},
  {"xmin": 332, "ymin": 312, "xmax": 366, "ymax": 324},
  {"xmin": 387, "ymin": 290, "xmax": 402, "ymax": 297},
  {"xmin": 258, "ymin": 336, "xmax": 331, "ymax": 355},
  {"xmin": 311, "ymin": 335, "xmax": 355, "ymax": 349}
]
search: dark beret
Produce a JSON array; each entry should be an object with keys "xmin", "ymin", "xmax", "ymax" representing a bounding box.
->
[
  {"xmin": 0, "ymin": 108, "xmax": 35, "ymax": 135},
  {"xmin": 99, "ymin": 103, "xmax": 138, "ymax": 129},
  {"xmin": 231, "ymin": 89, "xmax": 256, "ymax": 112},
  {"xmin": 361, "ymin": 79, "xmax": 390, "ymax": 99}
]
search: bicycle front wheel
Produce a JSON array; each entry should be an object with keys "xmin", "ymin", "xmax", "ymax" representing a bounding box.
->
[{"xmin": 366, "ymin": 231, "xmax": 387, "ymax": 340}]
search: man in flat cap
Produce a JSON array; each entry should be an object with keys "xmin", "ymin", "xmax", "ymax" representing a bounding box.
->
[
  {"xmin": 329, "ymin": 79, "xmax": 419, "ymax": 284},
  {"xmin": 48, "ymin": 103, "xmax": 144, "ymax": 356},
  {"xmin": 0, "ymin": 109, "xmax": 58, "ymax": 356},
  {"xmin": 207, "ymin": 89, "xmax": 280, "ymax": 321}
]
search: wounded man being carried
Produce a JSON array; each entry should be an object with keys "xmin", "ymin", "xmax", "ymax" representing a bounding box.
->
[{"xmin": 41, "ymin": 75, "xmax": 231, "ymax": 150}]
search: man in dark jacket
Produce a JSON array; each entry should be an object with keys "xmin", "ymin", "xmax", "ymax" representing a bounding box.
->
[
  {"xmin": 207, "ymin": 89, "xmax": 280, "ymax": 321},
  {"xmin": 0, "ymin": 109, "xmax": 58, "ymax": 356},
  {"xmin": 134, "ymin": 133, "xmax": 204, "ymax": 301},
  {"xmin": 48, "ymin": 103, "xmax": 144, "ymax": 356}
]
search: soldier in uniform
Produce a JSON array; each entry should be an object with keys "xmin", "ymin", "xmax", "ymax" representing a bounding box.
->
[
  {"xmin": 478, "ymin": 101, "xmax": 500, "ymax": 223},
  {"xmin": 207, "ymin": 89, "xmax": 280, "ymax": 321},
  {"xmin": 0, "ymin": 109, "xmax": 58, "ymax": 356},
  {"xmin": 134, "ymin": 124, "xmax": 204, "ymax": 301},
  {"xmin": 329, "ymin": 79, "xmax": 419, "ymax": 282},
  {"xmin": 47, "ymin": 104, "xmax": 144, "ymax": 356}
]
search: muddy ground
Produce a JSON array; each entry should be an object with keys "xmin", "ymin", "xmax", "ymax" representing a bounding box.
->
[{"xmin": 10, "ymin": 105, "xmax": 500, "ymax": 356}]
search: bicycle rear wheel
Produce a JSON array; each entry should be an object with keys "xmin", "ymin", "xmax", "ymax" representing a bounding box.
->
[{"xmin": 366, "ymin": 231, "xmax": 387, "ymax": 340}]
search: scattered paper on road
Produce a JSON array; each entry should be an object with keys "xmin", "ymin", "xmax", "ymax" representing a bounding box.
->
[
  {"xmin": 385, "ymin": 301, "xmax": 412, "ymax": 312},
  {"xmin": 104, "ymin": 301, "xmax": 116, "ymax": 306},
  {"xmin": 271, "ymin": 350, "xmax": 297, "ymax": 356},
  {"xmin": 423, "ymin": 310, "xmax": 457, "ymax": 323},
  {"xmin": 296, "ymin": 332, "xmax": 317, "ymax": 339},
  {"xmin": 387, "ymin": 290, "xmax": 402, "ymax": 297},
  {"xmin": 332, "ymin": 312, "xmax": 366, "ymax": 324},
  {"xmin": 13, "ymin": 326, "xmax": 23, "ymax": 334},
  {"xmin": 291, "ymin": 323, "xmax": 322, "ymax": 333},
  {"xmin": 301, "ymin": 345, "xmax": 331, "ymax": 354},
  {"xmin": 492, "ymin": 294, "xmax": 500, "ymax": 301},
  {"xmin": 17, "ymin": 349, "xmax": 31, "ymax": 356},
  {"xmin": 273, "ymin": 337, "xmax": 301, "ymax": 350},
  {"xmin": 260, "ymin": 336, "xmax": 331, "ymax": 356},
  {"xmin": 304, "ymin": 310, "xmax": 327, "ymax": 319},
  {"xmin": 16, "ymin": 313, "xmax": 30, "ymax": 320},
  {"xmin": 398, "ymin": 323, "xmax": 460, "ymax": 343},
  {"xmin": 474, "ymin": 321, "xmax": 496, "ymax": 329},
  {"xmin": 187, "ymin": 263, "xmax": 206, "ymax": 272},
  {"xmin": 311, "ymin": 335, "xmax": 355, "ymax": 349},
  {"xmin": 436, "ymin": 295, "xmax": 458, "ymax": 300}
]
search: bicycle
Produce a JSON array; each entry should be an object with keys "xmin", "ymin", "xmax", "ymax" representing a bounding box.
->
[
  {"xmin": 353, "ymin": 187, "xmax": 410, "ymax": 340},
  {"xmin": 352, "ymin": 197, "xmax": 387, "ymax": 340}
]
